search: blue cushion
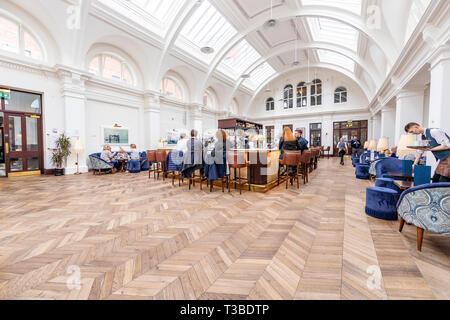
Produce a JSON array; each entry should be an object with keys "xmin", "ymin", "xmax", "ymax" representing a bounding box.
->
[
  {"xmin": 375, "ymin": 158, "xmax": 402, "ymax": 179},
  {"xmin": 356, "ymin": 163, "xmax": 370, "ymax": 180},
  {"xmin": 365, "ymin": 187, "xmax": 400, "ymax": 221},
  {"xmin": 127, "ymin": 160, "xmax": 141, "ymax": 173},
  {"xmin": 375, "ymin": 177, "xmax": 400, "ymax": 192},
  {"xmin": 352, "ymin": 158, "xmax": 360, "ymax": 167}
]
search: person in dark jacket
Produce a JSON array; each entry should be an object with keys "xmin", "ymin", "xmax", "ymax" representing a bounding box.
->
[
  {"xmin": 279, "ymin": 127, "xmax": 301, "ymax": 176},
  {"xmin": 295, "ymin": 129, "xmax": 309, "ymax": 153}
]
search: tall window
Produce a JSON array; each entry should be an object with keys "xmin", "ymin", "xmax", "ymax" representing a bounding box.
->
[
  {"xmin": 334, "ymin": 87, "xmax": 347, "ymax": 104},
  {"xmin": 89, "ymin": 54, "xmax": 134, "ymax": 85},
  {"xmin": 296, "ymin": 82, "xmax": 307, "ymax": 108},
  {"xmin": 0, "ymin": 15, "xmax": 43, "ymax": 60},
  {"xmin": 283, "ymin": 85, "xmax": 294, "ymax": 109},
  {"xmin": 203, "ymin": 91, "xmax": 216, "ymax": 110},
  {"xmin": 311, "ymin": 79, "xmax": 322, "ymax": 106},
  {"xmin": 160, "ymin": 77, "xmax": 183, "ymax": 100},
  {"xmin": 266, "ymin": 97, "xmax": 275, "ymax": 111}
]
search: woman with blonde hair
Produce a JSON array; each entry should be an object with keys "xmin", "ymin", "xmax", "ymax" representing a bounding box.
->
[{"xmin": 279, "ymin": 127, "xmax": 301, "ymax": 176}]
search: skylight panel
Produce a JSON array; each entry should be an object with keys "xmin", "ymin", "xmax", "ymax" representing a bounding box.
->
[
  {"xmin": 301, "ymin": 0, "xmax": 362, "ymax": 15},
  {"xmin": 243, "ymin": 63, "xmax": 276, "ymax": 90},
  {"xmin": 317, "ymin": 50, "xmax": 355, "ymax": 72},
  {"xmin": 180, "ymin": 1, "xmax": 237, "ymax": 52},
  {"xmin": 218, "ymin": 39, "xmax": 262, "ymax": 79},
  {"xmin": 130, "ymin": 0, "xmax": 178, "ymax": 21},
  {"xmin": 308, "ymin": 17, "xmax": 359, "ymax": 52}
]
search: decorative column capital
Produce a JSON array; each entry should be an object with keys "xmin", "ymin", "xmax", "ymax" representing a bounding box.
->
[{"xmin": 429, "ymin": 45, "xmax": 450, "ymax": 70}]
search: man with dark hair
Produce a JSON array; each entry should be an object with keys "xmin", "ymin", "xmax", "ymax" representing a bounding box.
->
[
  {"xmin": 295, "ymin": 129, "xmax": 309, "ymax": 153},
  {"xmin": 350, "ymin": 136, "xmax": 362, "ymax": 158},
  {"xmin": 405, "ymin": 122, "xmax": 450, "ymax": 183}
]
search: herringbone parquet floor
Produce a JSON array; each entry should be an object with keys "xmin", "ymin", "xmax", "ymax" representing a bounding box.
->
[{"xmin": 0, "ymin": 158, "xmax": 448, "ymax": 300}]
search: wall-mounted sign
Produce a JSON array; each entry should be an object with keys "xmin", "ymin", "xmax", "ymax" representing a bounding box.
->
[
  {"xmin": 346, "ymin": 121, "xmax": 353, "ymax": 128},
  {"xmin": 0, "ymin": 88, "xmax": 11, "ymax": 99}
]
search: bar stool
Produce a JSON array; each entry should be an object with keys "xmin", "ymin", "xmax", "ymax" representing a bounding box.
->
[
  {"xmin": 302, "ymin": 150, "xmax": 312, "ymax": 183},
  {"xmin": 155, "ymin": 150, "xmax": 167, "ymax": 181},
  {"xmin": 284, "ymin": 151, "xmax": 301, "ymax": 189},
  {"xmin": 187, "ymin": 169, "xmax": 208, "ymax": 191},
  {"xmin": 309, "ymin": 149, "xmax": 315, "ymax": 173},
  {"xmin": 228, "ymin": 151, "xmax": 250, "ymax": 194},
  {"xmin": 299, "ymin": 151, "xmax": 309, "ymax": 184},
  {"xmin": 277, "ymin": 153, "xmax": 287, "ymax": 186},
  {"xmin": 313, "ymin": 149, "xmax": 319, "ymax": 170},
  {"xmin": 324, "ymin": 146, "xmax": 332, "ymax": 159},
  {"xmin": 147, "ymin": 150, "xmax": 157, "ymax": 179}
]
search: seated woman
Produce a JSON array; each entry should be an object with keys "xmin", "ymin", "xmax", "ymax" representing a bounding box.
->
[
  {"xmin": 116, "ymin": 147, "xmax": 130, "ymax": 172},
  {"xmin": 181, "ymin": 130, "xmax": 203, "ymax": 178},
  {"xmin": 204, "ymin": 130, "xmax": 232, "ymax": 184},
  {"xmin": 100, "ymin": 144, "xmax": 119, "ymax": 172},
  {"xmin": 279, "ymin": 127, "xmax": 301, "ymax": 176}
]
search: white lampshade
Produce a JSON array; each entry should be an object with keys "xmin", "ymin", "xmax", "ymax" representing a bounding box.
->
[
  {"xmin": 368, "ymin": 140, "xmax": 377, "ymax": 151},
  {"xmin": 397, "ymin": 134, "xmax": 415, "ymax": 157},
  {"xmin": 74, "ymin": 139, "xmax": 84, "ymax": 153},
  {"xmin": 377, "ymin": 138, "xmax": 389, "ymax": 152},
  {"xmin": 364, "ymin": 141, "xmax": 369, "ymax": 150}
]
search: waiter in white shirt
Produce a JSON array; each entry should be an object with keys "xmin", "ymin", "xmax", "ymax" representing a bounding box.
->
[
  {"xmin": 405, "ymin": 122, "xmax": 450, "ymax": 183},
  {"xmin": 176, "ymin": 133, "xmax": 188, "ymax": 154}
]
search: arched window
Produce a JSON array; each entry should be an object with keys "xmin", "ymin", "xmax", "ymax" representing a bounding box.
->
[
  {"xmin": 334, "ymin": 87, "xmax": 348, "ymax": 104},
  {"xmin": 160, "ymin": 77, "xmax": 183, "ymax": 100},
  {"xmin": 296, "ymin": 82, "xmax": 307, "ymax": 108},
  {"xmin": 283, "ymin": 85, "xmax": 293, "ymax": 109},
  {"xmin": 311, "ymin": 79, "xmax": 322, "ymax": 106},
  {"xmin": 89, "ymin": 54, "xmax": 134, "ymax": 85},
  {"xmin": 0, "ymin": 15, "xmax": 43, "ymax": 60},
  {"xmin": 266, "ymin": 97, "xmax": 275, "ymax": 111},
  {"xmin": 203, "ymin": 89, "xmax": 217, "ymax": 110}
]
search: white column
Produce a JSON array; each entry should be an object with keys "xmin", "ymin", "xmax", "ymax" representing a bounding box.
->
[
  {"xmin": 395, "ymin": 88, "xmax": 425, "ymax": 145},
  {"xmin": 189, "ymin": 104, "xmax": 203, "ymax": 137},
  {"xmin": 427, "ymin": 46, "xmax": 450, "ymax": 170},
  {"xmin": 380, "ymin": 106, "xmax": 396, "ymax": 148},
  {"xmin": 58, "ymin": 69, "xmax": 88, "ymax": 174},
  {"xmin": 144, "ymin": 92, "xmax": 161, "ymax": 150},
  {"xmin": 371, "ymin": 113, "xmax": 381, "ymax": 141}
]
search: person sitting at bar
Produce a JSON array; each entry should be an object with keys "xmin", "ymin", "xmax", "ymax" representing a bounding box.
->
[
  {"xmin": 181, "ymin": 129, "xmax": 203, "ymax": 178},
  {"xmin": 101, "ymin": 144, "xmax": 119, "ymax": 171},
  {"xmin": 279, "ymin": 127, "xmax": 301, "ymax": 176},
  {"xmin": 405, "ymin": 122, "xmax": 450, "ymax": 183},
  {"xmin": 295, "ymin": 129, "xmax": 309, "ymax": 153},
  {"xmin": 204, "ymin": 129, "xmax": 231, "ymax": 183},
  {"xmin": 176, "ymin": 133, "xmax": 188, "ymax": 154}
]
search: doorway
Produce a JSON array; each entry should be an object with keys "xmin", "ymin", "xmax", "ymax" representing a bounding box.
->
[
  {"xmin": 1, "ymin": 90, "xmax": 43, "ymax": 177},
  {"xmin": 0, "ymin": 114, "xmax": 5, "ymax": 177},
  {"xmin": 333, "ymin": 121, "xmax": 368, "ymax": 156},
  {"xmin": 309, "ymin": 123, "xmax": 322, "ymax": 147}
]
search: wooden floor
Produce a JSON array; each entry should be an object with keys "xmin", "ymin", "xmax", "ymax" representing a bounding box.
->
[{"xmin": 0, "ymin": 157, "xmax": 448, "ymax": 300}]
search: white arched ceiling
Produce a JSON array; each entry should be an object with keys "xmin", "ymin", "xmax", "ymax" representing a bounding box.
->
[{"xmin": 243, "ymin": 63, "xmax": 373, "ymax": 116}]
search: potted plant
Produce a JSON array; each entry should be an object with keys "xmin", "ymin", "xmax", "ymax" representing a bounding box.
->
[{"xmin": 51, "ymin": 133, "xmax": 72, "ymax": 176}]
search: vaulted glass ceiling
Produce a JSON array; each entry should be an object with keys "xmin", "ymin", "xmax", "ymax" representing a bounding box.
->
[
  {"xmin": 307, "ymin": 17, "xmax": 359, "ymax": 52},
  {"xmin": 178, "ymin": 0, "xmax": 237, "ymax": 59},
  {"xmin": 301, "ymin": 0, "xmax": 362, "ymax": 15},
  {"xmin": 243, "ymin": 62, "xmax": 276, "ymax": 91},
  {"xmin": 130, "ymin": 0, "xmax": 179, "ymax": 21},
  {"xmin": 316, "ymin": 50, "xmax": 355, "ymax": 72},
  {"xmin": 217, "ymin": 39, "xmax": 263, "ymax": 80}
]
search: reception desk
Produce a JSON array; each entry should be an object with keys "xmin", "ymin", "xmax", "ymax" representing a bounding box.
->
[{"xmin": 229, "ymin": 149, "xmax": 281, "ymax": 192}]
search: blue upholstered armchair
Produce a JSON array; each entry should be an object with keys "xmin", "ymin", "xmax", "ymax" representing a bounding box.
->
[
  {"xmin": 89, "ymin": 153, "xmax": 114, "ymax": 175},
  {"xmin": 397, "ymin": 183, "xmax": 450, "ymax": 251},
  {"xmin": 375, "ymin": 158, "xmax": 402, "ymax": 178}
]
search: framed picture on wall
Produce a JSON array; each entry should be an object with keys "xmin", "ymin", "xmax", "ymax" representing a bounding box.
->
[{"xmin": 102, "ymin": 126, "xmax": 129, "ymax": 146}]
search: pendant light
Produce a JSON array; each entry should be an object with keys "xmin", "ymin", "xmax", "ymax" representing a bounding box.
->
[{"xmin": 264, "ymin": 0, "xmax": 278, "ymax": 30}]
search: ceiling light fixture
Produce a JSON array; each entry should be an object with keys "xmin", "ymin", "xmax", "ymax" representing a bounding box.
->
[
  {"xmin": 200, "ymin": 46, "xmax": 214, "ymax": 54},
  {"xmin": 264, "ymin": 0, "xmax": 278, "ymax": 30},
  {"xmin": 241, "ymin": 74, "xmax": 250, "ymax": 79},
  {"xmin": 292, "ymin": 20, "xmax": 300, "ymax": 67}
]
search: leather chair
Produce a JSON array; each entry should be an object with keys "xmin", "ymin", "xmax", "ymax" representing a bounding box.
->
[
  {"xmin": 299, "ymin": 151, "xmax": 310, "ymax": 184},
  {"xmin": 284, "ymin": 151, "xmax": 301, "ymax": 189},
  {"xmin": 147, "ymin": 150, "xmax": 157, "ymax": 179},
  {"xmin": 324, "ymin": 146, "xmax": 331, "ymax": 159},
  {"xmin": 155, "ymin": 150, "xmax": 167, "ymax": 181},
  {"xmin": 227, "ymin": 151, "xmax": 250, "ymax": 194}
]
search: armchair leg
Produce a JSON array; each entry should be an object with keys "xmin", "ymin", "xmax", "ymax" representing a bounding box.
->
[
  {"xmin": 417, "ymin": 228, "xmax": 424, "ymax": 252},
  {"xmin": 399, "ymin": 217, "xmax": 405, "ymax": 232}
]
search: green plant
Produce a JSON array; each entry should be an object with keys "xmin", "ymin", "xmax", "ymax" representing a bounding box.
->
[{"xmin": 51, "ymin": 133, "xmax": 72, "ymax": 169}]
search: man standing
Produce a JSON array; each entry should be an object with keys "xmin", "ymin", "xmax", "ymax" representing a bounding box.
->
[
  {"xmin": 350, "ymin": 136, "xmax": 362, "ymax": 158},
  {"xmin": 337, "ymin": 138, "xmax": 349, "ymax": 166},
  {"xmin": 295, "ymin": 129, "xmax": 309, "ymax": 153},
  {"xmin": 405, "ymin": 122, "xmax": 450, "ymax": 183}
]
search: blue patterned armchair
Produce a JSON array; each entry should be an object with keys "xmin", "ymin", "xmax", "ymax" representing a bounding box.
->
[
  {"xmin": 89, "ymin": 153, "xmax": 114, "ymax": 175},
  {"xmin": 397, "ymin": 183, "xmax": 450, "ymax": 251}
]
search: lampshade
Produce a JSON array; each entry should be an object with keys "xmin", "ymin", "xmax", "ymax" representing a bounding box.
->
[
  {"xmin": 73, "ymin": 139, "xmax": 84, "ymax": 153},
  {"xmin": 364, "ymin": 141, "xmax": 369, "ymax": 150},
  {"xmin": 377, "ymin": 138, "xmax": 389, "ymax": 152},
  {"xmin": 368, "ymin": 140, "xmax": 377, "ymax": 151},
  {"xmin": 397, "ymin": 134, "xmax": 415, "ymax": 157}
]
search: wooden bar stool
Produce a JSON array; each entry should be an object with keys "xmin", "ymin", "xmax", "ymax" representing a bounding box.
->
[
  {"xmin": 155, "ymin": 150, "xmax": 167, "ymax": 181},
  {"xmin": 302, "ymin": 150, "xmax": 312, "ymax": 183},
  {"xmin": 299, "ymin": 151, "xmax": 310, "ymax": 184},
  {"xmin": 324, "ymin": 146, "xmax": 331, "ymax": 159},
  {"xmin": 277, "ymin": 154, "xmax": 287, "ymax": 186},
  {"xmin": 228, "ymin": 151, "xmax": 250, "ymax": 194},
  {"xmin": 284, "ymin": 151, "xmax": 301, "ymax": 189},
  {"xmin": 147, "ymin": 150, "xmax": 157, "ymax": 179}
]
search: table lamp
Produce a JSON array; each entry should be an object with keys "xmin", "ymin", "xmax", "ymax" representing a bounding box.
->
[
  {"xmin": 377, "ymin": 138, "xmax": 389, "ymax": 152},
  {"xmin": 73, "ymin": 138, "xmax": 84, "ymax": 175},
  {"xmin": 363, "ymin": 141, "xmax": 369, "ymax": 150},
  {"xmin": 368, "ymin": 140, "xmax": 377, "ymax": 151},
  {"xmin": 397, "ymin": 134, "xmax": 415, "ymax": 157}
]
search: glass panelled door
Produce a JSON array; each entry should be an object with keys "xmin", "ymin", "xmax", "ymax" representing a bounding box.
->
[{"xmin": 4, "ymin": 114, "xmax": 42, "ymax": 175}]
